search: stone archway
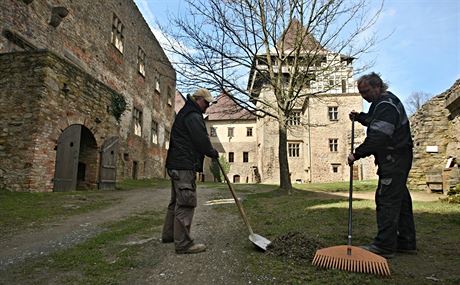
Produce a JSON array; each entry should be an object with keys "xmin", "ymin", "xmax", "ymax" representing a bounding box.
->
[{"xmin": 53, "ymin": 124, "xmax": 98, "ymax": 191}]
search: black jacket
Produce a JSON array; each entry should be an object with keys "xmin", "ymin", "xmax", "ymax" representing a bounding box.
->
[
  {"xmin": 165, "ymin": 96, "xmax": 215, "ymax": 172},
  {"xmin": 354, "ymin": 91, "xmax": 413, "ymax": 176}
]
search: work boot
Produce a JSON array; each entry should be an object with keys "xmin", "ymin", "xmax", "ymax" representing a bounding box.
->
[
  {"xmin": 176, "ymin": 243, "xmax": 206, "ymax": 254},
  {"xmin": 360, "ymin": 244, "xmax": 395, "ymax": 259}
]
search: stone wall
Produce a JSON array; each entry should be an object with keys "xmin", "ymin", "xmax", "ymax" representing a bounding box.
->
[
  {"xmin": 0, "ymin": 51, "xmax": 119, "ymax": 191},
  {"xmin": 0, "ymin": 0, "xmax": 176, "ymax": 191},
  {"xmin": 409, "ymin": 79, "xmax": 460, "ymax": 191}
]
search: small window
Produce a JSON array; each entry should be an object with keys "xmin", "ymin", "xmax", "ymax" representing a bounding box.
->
[
  {"xmin": 151, "ymin": 121, "xmax": 158, "ymax": 144},
  {"xmin": 288, "ymin": 143, "xmax": 300, "ymax": 157},
  {"xmin": 111, "ymin": 14, "xmax": 124, "ymax": 53},
  {"xmin": 332, "ymin": 164, "xmax": 340, "ymax": 173},
  {"xmin": 133, "ymin": 108, "xmax": 142, "ymax": 137},
  {"xmin": 341, "ymin": 79, "xmax": 347, "ymax": 93},
  {"xmin": 155, "ymin": 74, "xmax": 161, "ymax": 93},
  {"xmin": 228, "ymin": 127, "xmax": 234, "ymax": 137},
  {"xmin": 167, "ymin": 86, "xmax": 173, "ymax": 106},
  {"xmin": 329, "ymin": 138, "xmax": 338, "ymax": 152},
  {"xmin": 210, "ymin": 127, "xmax": 217, "ymax": 137},
  {"xmin": 288, "ymin": 111, "xmax": 301, "ymax": 126},
  {"xmin": 243, "ymin": 152, "xmax": 249, "ymax": 163},
  {"xmin": 228, "ymin": 152, "xmax": 234, "ymax": 163},
  {"xmin": 138, "ymin": 47, "xmax": 146, "ymax": 77},
  {"xmin": 246, "ymin": 127, "xmax": 253, "ymax": 137},
  {"xmin": 328, "ymin": 106, "xmax": 338, "ymax": 121}
]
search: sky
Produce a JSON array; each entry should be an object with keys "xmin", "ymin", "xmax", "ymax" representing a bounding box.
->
[{"xmin": 134, "ymin": 0, "xmax": 459, "ymax": 106}]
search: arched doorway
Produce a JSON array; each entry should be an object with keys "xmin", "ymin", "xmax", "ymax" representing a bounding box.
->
[
  {"xmin": 53, "ymin": 124, "xmax": 98, "ymax": 191},
  {"xmin": 233, "ymin": 175, "xmax": 240, "ymax": 183}
]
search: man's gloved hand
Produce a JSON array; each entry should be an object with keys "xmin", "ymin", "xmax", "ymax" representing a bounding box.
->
[
  {"xmin": 210, "ymin": 149, "xmax": 219, "ymax": 159},
  {"xmin": 347, "ymin": 153, "xmax": 356, "ymax": 165},
  {"xmin": 349, "ymin": 111, "xmax": 359, "ymax": 121}
]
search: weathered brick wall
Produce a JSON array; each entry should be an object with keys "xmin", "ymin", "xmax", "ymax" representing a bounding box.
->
[
  {"xmin": 0, "ymin": 51, "xmax": 119, "ymax": 191},
  {"xmin": 1, "ymin": 0, "xmax": 176, "ymax": 190},
  {"xmin": 409, "ymin": 79, "xmax": 460, "ymax": 191}
]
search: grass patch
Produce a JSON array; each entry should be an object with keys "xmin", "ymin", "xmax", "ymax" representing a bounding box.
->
[
  {"xmin": 241, "ymin": 189, "xmax": 460, "ymax": 284},
  {"xmin": 2, "ymin": 211, "xmax": 164, "ymax": 285},
  {"xmin": 295, "ymin": 180, "xmax": 378, "ymax": 192},
  {"xmin": 116, "ymin": 178, "xmax": 170, "ymax": 190},
  {"xmin": 0, "ymin": 189, "xmax": 120, "ymax": 236}
]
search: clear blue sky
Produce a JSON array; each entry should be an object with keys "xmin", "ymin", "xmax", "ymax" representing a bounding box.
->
[{"xmin": 135, "ymin": 0, "xmax": 459, "ymax": 104}]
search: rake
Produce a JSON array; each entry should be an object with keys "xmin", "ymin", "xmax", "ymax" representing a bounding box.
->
[{"xmin": 312, "ymin": 119, "xmax": 391, "ymax": 276}]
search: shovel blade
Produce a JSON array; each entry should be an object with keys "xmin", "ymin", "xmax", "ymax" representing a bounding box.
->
[{"xmin": 249, "ymin": 233, "xmax": 271, "ymax": 251}]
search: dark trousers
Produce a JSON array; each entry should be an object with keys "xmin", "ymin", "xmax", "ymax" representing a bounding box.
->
[
  {"xmin": 162, "ymin": 169, "xmax": 197, "ymax": 251},
  {"xmin": 373, "ymin": 152, "xmax": 416, "ymax": 251}
]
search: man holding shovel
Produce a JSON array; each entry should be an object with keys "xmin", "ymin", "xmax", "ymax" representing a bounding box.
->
[
  {"xmin": 348, "ymin": 72, "xmax": 416, "ymax": 258},
  {"xmin": 162, "ymin": 88, "xmax": 219, "ymax": 254}
]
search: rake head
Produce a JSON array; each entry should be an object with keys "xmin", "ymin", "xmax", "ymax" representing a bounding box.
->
[{"xmin": 312, "ymin": 245, "xmax": 390, "ymax": 276}]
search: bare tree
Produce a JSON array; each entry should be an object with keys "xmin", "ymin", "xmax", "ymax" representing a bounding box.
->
[
  {"xmin": 405, "ymin": 91, "xmax": 432, "ymax": 115},
  {"xmin": 159, "ymin": 0, "xmax": 383, "ymax": 192}
]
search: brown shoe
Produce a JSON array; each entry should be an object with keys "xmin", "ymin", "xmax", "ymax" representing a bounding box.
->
[{"xmin": 176, "ymin": 243, "xmax": 206, "ymax": 254}]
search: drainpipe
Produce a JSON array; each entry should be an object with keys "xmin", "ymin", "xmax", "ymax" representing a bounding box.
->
[{"xmin": 307, "ymin": 97, "xmax": 312, "ymax": 182}]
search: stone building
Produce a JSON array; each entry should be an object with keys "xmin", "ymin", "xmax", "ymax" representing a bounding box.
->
[
  {"xmin": 203, "ymin": 93, "xmax": 259, "ymax": 183},
  {"xmin": 409, "ymin": 79, "xmax": 460, "ymax": 192},
  {"xmin": 246, "ymin": 21, "xmax": 376, "ymax": 184},
  {"xmin": 0, "ymin": 0, "xmax": 175, "ymax": 192}
]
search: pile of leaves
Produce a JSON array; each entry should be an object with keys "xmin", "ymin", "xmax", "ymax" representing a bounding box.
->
[{"xmin": 266, "ymin": 231, "xmax": 325, "ymax": 261}]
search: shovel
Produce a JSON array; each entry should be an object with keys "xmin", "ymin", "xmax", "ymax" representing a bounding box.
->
[{"xmin": 215, "ymin": 159, "xmax": 271, "ymax": 251}]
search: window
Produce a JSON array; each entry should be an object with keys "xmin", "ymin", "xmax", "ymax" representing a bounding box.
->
[
  {"xmin": 155, "ymin": 74, "xmax": 160, "ymax": 93},
  {"xmin": 210, "ymin": 127, "xmax": 217, "ymax": 137},
  {"xmin": 164, "ymin": 130, "xmax": 170, "ymax": 149},
  {"xmin": 228, "ymin": 127, "xmax": 234, "ymax": 137},
  {"xmin": 228, "ymin": 152, "xmax": 234, "ymax": 163},
  {"xmin": 111, "ymin": 14, "xmax": 124, "ymax": 53},
  {"xmin": 329, "ymin": 138, "xmax": 338, "ymax": 152},
  {"xmin": 288, "ymin": 143, "xmax": 300, "ymax": 157},
  {"xmin": 243, "ymin": 152, "xmax": 249, "ymax": 163},
  {"xmin": 288, "ymin": 111, "xmax": 301, "ymax": 126},
  {"xmin": 151, "ymin": 121, "xmax": 158, "ymax": 144},
  {"xmin": 246, "ymin": 127, "xmax": 253, "ymax": 137},
  {"xmin": 332, "ymin": 164, "xmax": 341, "ymax": 173},
  {"xmin": 133, "ymin": 108, "xmax": 142, "ymax": 136},
  {"xmin": 167, "ymin": 86, "xmax": 173, "ymax": 106},
  {"xmin": 328, "ymin": 106, "xmax": 338, "ymax": 121},
  {"xmin": 138, "ymin": 47, "xmax": 146, "ymax": 76},
  {"xmin": 341, "ymin": 79, "xmax": 347, "ymax": 93}
]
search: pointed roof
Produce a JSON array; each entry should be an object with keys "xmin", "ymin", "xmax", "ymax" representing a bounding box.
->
[
  {"xmin": 276, "ymin": 19, "xmax": 323, "ymax": 52},
  {"xmin": 206, "ymin": 92, "xmax": 256, "ymax": 121}
]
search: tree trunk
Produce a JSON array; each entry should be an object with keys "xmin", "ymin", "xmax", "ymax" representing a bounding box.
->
[{"xmin": 278, "ymin": 122, "xmax": 292, "ymax": 193}]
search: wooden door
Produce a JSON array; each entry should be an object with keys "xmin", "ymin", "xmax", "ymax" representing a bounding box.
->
[
  {"xmin": 54, "ymin": 124, "xmax": 81, "ymax": 192},
  {"xmin": 99, "ymin": 136, "xmax": 119, "ymax": 190}
]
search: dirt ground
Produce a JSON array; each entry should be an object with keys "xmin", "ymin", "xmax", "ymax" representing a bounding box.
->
[{"xmin": 0, "ymin": 186, "xmax": 444, "ymax": 284}]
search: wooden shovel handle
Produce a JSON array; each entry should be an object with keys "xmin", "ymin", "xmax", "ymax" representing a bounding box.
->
[{"xmin": 216, "ymin": 159, "xmax": 254, "ymax": 235}]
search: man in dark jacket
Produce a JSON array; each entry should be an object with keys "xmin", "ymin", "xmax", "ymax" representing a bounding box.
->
[
  {"xmin": 348, "ymin": 72, "xmax": 416, "ymax": 259},
  {"xmin": 161, "ymin": 88, "xmax": 219, "ymax": 254}
]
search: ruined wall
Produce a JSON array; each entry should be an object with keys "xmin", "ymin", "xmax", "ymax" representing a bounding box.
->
[
  {"xmin": 409, "ymin": 80, "xmax": 460, "ymax": 191},
  {"xmin": 0, "ymin": 51, "xmax": 119, "ymax": 191}
]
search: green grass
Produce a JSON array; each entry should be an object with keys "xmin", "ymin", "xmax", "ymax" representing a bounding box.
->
[
  {"xmin": 295, "ymin": 179, "xmax": 378, "ymax": 192},
  {"xmin": 116, "ymin": 178, "xmax": 171, "ymax": 190},
  {"xmin": 2, "ymin": 211, "xmax": 164, "ymax": 285}
]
